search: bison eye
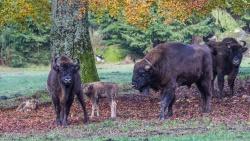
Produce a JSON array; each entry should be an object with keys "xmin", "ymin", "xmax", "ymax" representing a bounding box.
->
[{"xmin": 59, "ymin": 66, "xmax": 64, "ymax": 71}]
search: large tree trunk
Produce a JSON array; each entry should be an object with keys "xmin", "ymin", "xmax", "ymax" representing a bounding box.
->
[{"xmin": 51, "ymin": 0, "xmax": 99, "ymax": 82}]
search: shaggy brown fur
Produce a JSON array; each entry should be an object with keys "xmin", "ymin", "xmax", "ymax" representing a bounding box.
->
[
  {"xmin": 47, "ymin": 55, "xmax": 88, "ymax": 126},
  {"xmin": 207, "ymin": 38, "xmax": 248, "ymax": 97},
  {"xmin": 82, "ymin": 82, "xmax": 118, "ymax": 119},
  {"xmin": 132, "ymin": 42, "xmax": 213, "ymax": 120}
]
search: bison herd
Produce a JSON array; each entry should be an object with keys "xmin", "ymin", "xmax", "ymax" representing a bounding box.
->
[{"xmin": 47, "ymin": 37, "xmax": 248, "ymax": 126}]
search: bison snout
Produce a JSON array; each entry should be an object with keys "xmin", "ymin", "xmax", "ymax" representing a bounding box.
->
[
  {"xmin": 62, "ymin": 76, "xmax": 72, "ymax": 84},
  {"xmin": 232, "ymin": 57, "xmax": 240, "ymax": 66}
]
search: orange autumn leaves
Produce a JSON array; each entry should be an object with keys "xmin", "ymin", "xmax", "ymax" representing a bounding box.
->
[
  {"xmin": 0, "ymin": 0, "xmax": 34, "ymax": 26},
  {"xmin": 1, "ymin": 0, "xmax": 247, "ymax": 29},
  {"xmin": 0, "ymin": 0, "xmax": 50, "ymax": 27},
  {"xmin": 89, "ymin": 0, "xmax": 211, "ymax": 28}
]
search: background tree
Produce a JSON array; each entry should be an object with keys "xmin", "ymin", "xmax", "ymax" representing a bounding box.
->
[
  {"xmin": 51, "ymin": 0, "xmax": 99, "ymax": 82},
  {"xmin": 0, "ymin": 0, "xmax": 249, "ymax": 78}
]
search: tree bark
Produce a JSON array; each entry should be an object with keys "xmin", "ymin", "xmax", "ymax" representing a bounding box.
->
[{"xmin": 51, "ymin": 0, "xmax": 99, "ymax": 82}]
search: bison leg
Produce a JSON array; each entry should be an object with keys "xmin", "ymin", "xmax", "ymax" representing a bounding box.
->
[
  {"xmin": 196, "ymin": 80, "xmax": 212, "ymax": 113},
  {"xmin": 159, "ymin": 86, "xmax": 176, "ymax": 120},
  {"xmin": 228, "ymin": 71, "xmax": 238, "ymax": 96},
  {"xmin": 110, "ymin": 100, "xmax": 117, "ymax": 119},
  {"xmin": 211, "ymin": 72, "xmax": 217, "ymax": 96},
  {"xmin": 76, "ymin": 91, "xmax": 89, "ymax": 123},
  {"xmin": 59, "ymin": 103, "xmax": 65, "ymax": 126},
  {"xmin": 63, "ymin": 96, "xmax": 74, "ymax": 126},
  {"xmin": 167, "ymin": 94, "xmax": 176, "ymax": 117},
  {"xmin": 52, "ymin": 95, "xmax": 61, "ymax": 125},
  {"xmin": 217, "ymin": 73, "xmax": 225, "ymax": 98},
  {"xmin": 91, "ymin": 104, "xmax": 95, "ymax": 118}
]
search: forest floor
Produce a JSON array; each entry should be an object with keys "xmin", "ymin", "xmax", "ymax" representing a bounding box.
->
[{"xmin": 0, "ymin": 79, "xmax": 250, "ymax": 140}]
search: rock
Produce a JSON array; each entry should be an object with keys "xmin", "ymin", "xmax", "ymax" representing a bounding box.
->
[
  {"xmin": 0, "ymin": 96, "xmax": 8, "ymax": 100},
  {"xmin": 242, "ymin": 95, "xmax": 249, "ymax": 99},
  {"xmin": 242, "ymin": 95, "xmax": 250, "ymax": 103},
  {"xmin": 16, "ymin": 99, "xmax": 40, "ymax": 112},
  {"xmin": 223, "ymin": 97, "xmax": 228, "ymax": 101}
]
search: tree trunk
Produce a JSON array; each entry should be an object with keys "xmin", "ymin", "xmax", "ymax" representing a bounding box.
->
[{"xmin": 51, "ymin": 0, "xmax": 99, "ymax": 82}]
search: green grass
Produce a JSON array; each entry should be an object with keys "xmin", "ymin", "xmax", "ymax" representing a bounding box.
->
[
  {"xmin": 0, "ymin": 66, "xmax": 49, "ymax": 98},
  {"xmin": 0, "ymin": 64, "xmax": 133, "ymax": 97},
  {"xmin": 1, "ymin": 119, "xmax": 250, "ymax": 141},
  {"xmin": 97, "ymin": 63, "xmax": 133, "ymax": 84}
]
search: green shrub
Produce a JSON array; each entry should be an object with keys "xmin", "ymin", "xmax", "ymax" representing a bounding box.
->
[
  {"xmin": 103, "ymin": 45, "xmax": 129, "ymax": 63},
  {"xmin": 10, "ymin": 54, "xmax": 27, "ymax": 67}
]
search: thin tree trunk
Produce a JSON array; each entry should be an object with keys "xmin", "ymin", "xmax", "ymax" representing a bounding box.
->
[{"xmin": 51, "ymin": 0, "xmax": 99, "ymax": 82}]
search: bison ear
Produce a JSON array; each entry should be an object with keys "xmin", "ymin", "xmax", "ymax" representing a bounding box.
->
[
  {"xmin": 144, "ymin": 65, "xmax": 151, "ymax": 71},
  {"xmin": 241, "ymin": 47, "xmax": 248, "ymax": 53},
  {"xmin": 53, "ymin": 64, "xmax": 59, "ymax": 72},
  {"xmin": 207, "ymin": 41, "xmax": 217, "ymax": 55},
  {"xmin": 52, "ymin": 56, "xmax": 60, "ymax": 72},
  {"xmin": 88, "ymin": 85, "xmax": 93, "ymax": 90},
  {"xmin": 74, "ymin": 64, "xmax": 80, "ymax": 71}
]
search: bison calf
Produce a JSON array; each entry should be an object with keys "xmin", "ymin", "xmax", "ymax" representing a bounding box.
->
[
  {"xmin": 82, "ymin": 82, "xmax": 118, "ymax": 119},
  {"xmin": 47, "ymin": 55, "xmax": 88, "ymax": 126},
  {"xmin": 132, "ymin": 42, "xmax": 213, "ymax": 120}
]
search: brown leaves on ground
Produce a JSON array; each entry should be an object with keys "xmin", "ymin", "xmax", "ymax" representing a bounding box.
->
[{"xmin": 0, "ymin": 79, "xmax": 250, "ymax": 133}]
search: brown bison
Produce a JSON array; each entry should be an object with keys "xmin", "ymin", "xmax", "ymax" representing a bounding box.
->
[
  {"xmin": 207, "ymin": 38, "xmax": 248, "ymax": 97},
  {"xmin": 132, "ymin": 43, "xmax": 213, "ymax": 120},
  {"xmin": 47, "ymin": 55, "xmax": 89, "ymax": 126},
  {"xmin": 82, "ymin": 82, "xmax": 118, "ymax": 119}
]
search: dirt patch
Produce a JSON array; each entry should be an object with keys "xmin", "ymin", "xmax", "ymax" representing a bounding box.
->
[{"xmin": 0, "ymin": 80, "xmax": 250, "ymax": 133}]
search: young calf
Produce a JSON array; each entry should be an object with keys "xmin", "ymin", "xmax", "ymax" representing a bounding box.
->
[{"xmin": 82, "ymin": 82, "xmax": 118, "ymax": 119}]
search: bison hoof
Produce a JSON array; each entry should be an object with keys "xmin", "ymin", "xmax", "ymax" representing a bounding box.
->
[
  {"xmin": 159, "ymin": 116, "xmax": 165, "ymax": 121},
  {"xmin": 110, "ymin": 117, "xmax": 116, "ymax": 121},
  {"xmin": 167, "ymin": 111, "xmax": 173, "ymax": 117},
  {"xmin": 56, "ymin": 120, "xmax": 62, "ymax": 126},
  {"xmin": 62, "ymin": 121, "xmax": 68, "ymax": 127},
  {"xmin": 202, "ymin": 108, "xmax": 211, "ymax": 113},
  {"xmin": 83, "ymin": 118, "xmax": 89, "ymax": 124}
]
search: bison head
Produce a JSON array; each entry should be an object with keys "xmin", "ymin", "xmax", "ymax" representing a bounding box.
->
[
  {"xmin": 53, "ymin": 55, "xmax": 80, "ymax": 86},
  {"xmin": 82, "ymin": 84, "xmax": 94, "ymax": 97},
  {"xmin": 208, "ymin": 38, "xmax": 248, "ymax": 67},
  {"xmin": 132, "ymin": 59, "xmax": 154, "ymax": 95},
  {"xmin": 222, "ymin": 38, "xmax": 248, "ymax": 67}
]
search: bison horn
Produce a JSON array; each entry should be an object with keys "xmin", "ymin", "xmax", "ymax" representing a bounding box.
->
[
  {"xmin": 54, "ymin": 56, "xmax": 60, "ymax": 66},
  {"xmin": 74, "ymin": 58, "xmax": 80, "ymax": 65},
  {"xmin": 240, "ymin": 40, "xmax": 246, "ymax": 47}
]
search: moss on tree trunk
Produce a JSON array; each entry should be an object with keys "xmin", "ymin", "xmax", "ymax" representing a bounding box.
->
[
  {"xmin": 78, "ymin": 50, "xmax": 99, "ymax": 83},
  {"xmin": 51, "ymin": 0, "xmax": 99, "ymax": 82}
]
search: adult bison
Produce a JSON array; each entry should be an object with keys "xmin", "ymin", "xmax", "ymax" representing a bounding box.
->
[
  {"xmin": 132, "ymin": 43, "xmax": 213, "ymax": 120},
  {"xmin": 47, "ymin": 55, "xmax": 89, "ymax": 126},
  {"xmin": 207, "ymin": 38, "xmax": 248, "ymax": 97}
]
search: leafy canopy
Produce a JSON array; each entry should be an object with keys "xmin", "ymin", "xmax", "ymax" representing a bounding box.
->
[{"xmin": 89, "ymin": 0, "xmax": 249, "ymax": 28}]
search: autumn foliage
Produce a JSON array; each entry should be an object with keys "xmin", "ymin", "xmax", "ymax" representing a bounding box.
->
[
  {"xmin": 0, "ymin": 0, "xmax": 249, "ymax": 28},
  {"xmin": 89, "ymin": 0, "xmax": 215, "ymax": 28},
  {"xmin": 0, "ymin": 0, "xmax": 50, "ymax": 27}
]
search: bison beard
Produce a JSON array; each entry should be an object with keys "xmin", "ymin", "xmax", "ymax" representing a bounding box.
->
[
  {"xmin": 47, "ymin": 55, "xmax": 89, "ymax": 126},
  {"xmin": 132, "ymin": 43, "xmax": 213, "ymax": 120}
]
